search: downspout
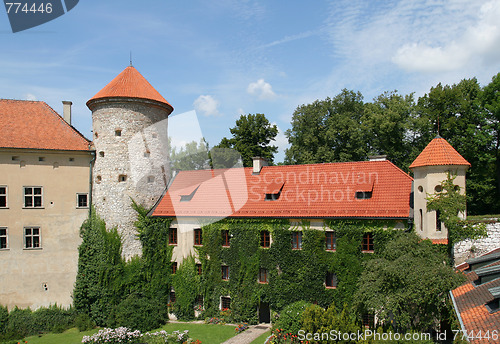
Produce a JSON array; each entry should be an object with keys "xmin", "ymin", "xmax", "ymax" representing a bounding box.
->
[
  {"xmin": 449, "ymin": 290, "xmax": 469, "ymax": 342},
  {"xmin": 88, "ymin": 149, "xmax": 96, "ymax": 218}
]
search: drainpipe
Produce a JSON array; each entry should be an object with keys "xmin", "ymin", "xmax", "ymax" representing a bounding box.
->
[{"xmin": 88, "ymin": 148, "xmax": 95, "ymax": 218}]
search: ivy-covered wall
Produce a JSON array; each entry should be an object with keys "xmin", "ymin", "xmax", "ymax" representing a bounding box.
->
[{"xmin": 169, "ymin": 218, "xmax": 406, "ymax": 324}]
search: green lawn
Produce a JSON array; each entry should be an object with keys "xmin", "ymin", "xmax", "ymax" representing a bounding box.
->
[{"xmin": 20, "ymin": 322, "xmax": 236, "ymax": 344}]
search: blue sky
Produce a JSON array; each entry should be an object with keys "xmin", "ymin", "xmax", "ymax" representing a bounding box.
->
[{"xmin": 1, "ymin": 0, "xmax": 500, "ymax": 162}]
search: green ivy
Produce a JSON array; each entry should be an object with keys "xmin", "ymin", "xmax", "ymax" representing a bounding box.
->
[{"xmin": 174, "ymin": 218, "xmax": 406, "ymax": 323}]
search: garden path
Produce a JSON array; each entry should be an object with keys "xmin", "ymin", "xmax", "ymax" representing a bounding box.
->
[{"xmin": 221, "ymin": 324, "xmax": 271, "ymax": 344}]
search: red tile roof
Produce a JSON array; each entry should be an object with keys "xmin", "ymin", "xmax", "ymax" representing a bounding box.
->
[
  {"xmin": 151, "ymin": 160, "xmax": 413, "ymax": 219},
  {"xmin": 431, "ymin": 238, "xmax": 449, "ymax": 245},
  {"xmin": 0, "ymin": 99, "xmax": 90, "ymax": 151},
  {"xmin": 87, "ymin": 66, "xmax": 173, "ymax": 111},
  {"xmin": 451, "ymin": 250, "xmax": 500, "ymax": 343},
  {"xmin": 409, "ymin": 137, "xmax": 470, "ymax": 169}
]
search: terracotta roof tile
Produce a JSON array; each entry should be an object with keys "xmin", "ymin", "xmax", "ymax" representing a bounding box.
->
[
  {"xmin": 452, "ymin": 249, "xmax": 500, "ymax": 343},
  {"xmin": 409, "ymin": 137, "xmax": 470, "ymax": 169},
  {"xmin": 87, "ymin": 66, "xmax": 173, "ymax": 111},
  {"xmin": 151, "ymin": 160, "xmax": 413, "ymax": 219},
  {"xmin": 431, "ymin": 238, "xmax": 449, "ymax": 245},
  {"xmin": 0, "ymin": 99, "xmax": 90, "ymax": 151}
]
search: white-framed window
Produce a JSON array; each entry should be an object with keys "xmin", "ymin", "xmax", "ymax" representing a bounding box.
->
[
  {"xmin": 77, "ymin": 193, "xmax": 89, "ymax": 208},
  {"xmin": 0, "ymin": 186, "xmax": 7, "ymax": 208},
  {"xmin": 0, "ymin": 227, "xmax": 8, "ymax": 249},
  {"xmin": 24, "ymin": 186, "xmax": 43, "ymax": 208},
  {"xmin": 24, "ymin": 227, "xmax": 41, "ymax": 249}
]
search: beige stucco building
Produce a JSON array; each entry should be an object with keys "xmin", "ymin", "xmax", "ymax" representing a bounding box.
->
[{"xmin": 0, "ymin": 99, "xmax": 92, "ymax": 309}]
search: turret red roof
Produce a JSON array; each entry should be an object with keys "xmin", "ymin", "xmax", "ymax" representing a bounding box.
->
[
  {"xmin": 87, "ymin": 66, "xmax": 173, "ymax": 111},
  {"xmin": 409, "ymin": 137, "xmax": 470, "ymax": 169},
  {"xmin": 0, "ymin": 99, "xmax": 90, "ymax": 151},
  {"xmin": 151, "ymin": 160, "xmax": 413, "ymax": 219}
]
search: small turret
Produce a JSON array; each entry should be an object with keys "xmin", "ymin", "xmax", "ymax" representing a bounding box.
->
[{"xmin": 410, "ymin": 136, "xmax": 470, "ymax": 243}]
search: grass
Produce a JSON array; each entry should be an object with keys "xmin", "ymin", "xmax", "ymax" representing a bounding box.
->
[
  {"xmin": 467, "ymin": 214, "xmax": 499, "ymax": 222},
  {"xmin": 19, "ymin": 322, "xmax": 236, "ymax": 344},
  {"xmin": 249, "ymin": 330, "xmax": 271, "ymax": 344}
]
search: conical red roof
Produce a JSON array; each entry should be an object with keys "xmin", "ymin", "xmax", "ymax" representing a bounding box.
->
[
  {"xmin": 409, "ymin": 137, "xmax": 470, "ymax": 169},
  {"xmin": 87, "ymin": 66, "xmax": 173, "ymax": 111}
]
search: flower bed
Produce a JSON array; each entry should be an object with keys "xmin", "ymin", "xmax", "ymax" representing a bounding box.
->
[
  {"xmin": 265, "ymin": 328, "xmax": 306, "ymax": 344},
  {"xmin": 81, "ymin": 327, "xmax": 195, "ymax": 344},
  {"xmin": 234, "ymin": 323, "xmax": 248, "ymax": 334}
]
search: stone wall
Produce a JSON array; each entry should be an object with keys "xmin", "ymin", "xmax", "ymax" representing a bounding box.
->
[
  {"xmin": 91, "ymin": 99, "xmax": 171, "ymax": 259},
  {"xmin": 454, "ymin": 219, "xmax": 500, "ymax": 265}
]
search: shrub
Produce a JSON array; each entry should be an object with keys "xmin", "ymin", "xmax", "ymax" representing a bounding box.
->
[
  {"xmin": 273, "ymin": 301, "xmax": 312, "ymax": 334},
  {"xmin": 32, "ymin": 305, "xmax": 77, "ymax": 333},
  {"xmin": 0, "ymin": 305, "xmax": 8, "ymax": 335},
  {"xmin": 5, "ymin": 307, "xmax": 35, "ymax": 339},
  {"xmin": 113, "ymin": 294, "xmax": 166, "ymax": 332},
  {"xmin": 76, "ymin": 312, "xmax": 96, "ymax": 332}
]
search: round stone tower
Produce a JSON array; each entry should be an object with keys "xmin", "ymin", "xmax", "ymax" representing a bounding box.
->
[
  {"xmin": 87, "ymin": 65, "xmax": 173, "ymax": 258},
  {"xmin": 410, "ymin": 136, "xmax": 470, "ymax": 243}
]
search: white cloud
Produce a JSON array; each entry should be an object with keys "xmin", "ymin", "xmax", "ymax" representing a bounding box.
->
[
  {"xmin": 24, "ymin": 93, "xmax": 37, "ymax": 101},
  {"xmin": 392, "ymin": 0, "xmax": 500, "ymax": 73},
  {"xmin": 247, "ymin": 79, "xmax": 276, "ymax": 100},
  {"xmin": 193, "ymin": 95, "xmax": 221, "ymax": 117},
  {"xmin": 272, "ymin": 123, "xmax": 289, "ymax": 160}
]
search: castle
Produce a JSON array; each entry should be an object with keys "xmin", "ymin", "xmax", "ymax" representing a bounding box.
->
[{"xmin": 0, "ymin": 65, "xmax": 473, "ymax": 310}]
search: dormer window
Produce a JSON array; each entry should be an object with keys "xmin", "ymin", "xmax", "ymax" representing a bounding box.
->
[
  {"xmin": 264, "ymin": 182, "xmax": 284, "ymax": 201},
  {"xmin": 355, "ymin": 183, "xmax": 373, "ymax": 199},
  {"xmin": 180, "ymin": 185, "xmax": 199, "ymax": 202},
  {"xmin": 356, "ymin": 191, "xmax": 372, "ymax": 199},
  {"xmin": 486, "ymin": 286, "xmax": 500, "ymax": 313}
]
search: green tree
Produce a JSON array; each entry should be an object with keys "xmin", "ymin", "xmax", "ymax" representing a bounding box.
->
[
  {"xmin": 170, "ymin": 138, "xmax": 210, "ymax": 171},
  {"xmin": 354, "ymin": 232, "xmax": 464, "ymax": 332},
  {"xmin": 481, "ymin": 72, "xmax": 500, "ymax": 211},
  {"xmin": 416, "ymin": 78, "xmax": 494, "ymax": 214},
  {"xmin": 216, "ymin": 113, "xmax": 278, "ymax": 167},
  {"xmin": 363, "ymin": 91, "xmax": 417, "ymax": 170},
  {"xmin": 285, "ymin": 89, "xmax": 367, "ymax": 164},
  {"xmin": 73, "ymin": 208, "xmax": 123, "ymax": 325}
]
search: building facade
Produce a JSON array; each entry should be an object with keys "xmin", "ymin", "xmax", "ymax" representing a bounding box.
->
[{"xmin": 0, "ymin": 99, "xmax": 92, "ymax": 309}]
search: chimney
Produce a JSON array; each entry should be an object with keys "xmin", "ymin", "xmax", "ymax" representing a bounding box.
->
[
  {"xmin": 252, "ymin": 157, "xmax": 268, "ymax": 174},
  {"xmin": 62, "ymin": 101, "xmax": 72, "ymax": 125},
  {"xmin": 368, "ymin": 155, "xmax": 387, "ymax": 162}
]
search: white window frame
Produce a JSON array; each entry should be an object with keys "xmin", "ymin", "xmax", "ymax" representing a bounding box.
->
[
  {"xmin": 0, "ymin": 227, "xmax": 8, "ymax": 250},
  {"xmin": 24, "ymin": 226, "xmax": 41, "ymax": 249},
  {"xmin": 0, "ymin": 186, "xmax": 7, "ymax": 208},
  {"xmin": 23, "ymin": 186, "xmax": 43, "ymax": 208},
  {"xmin": 77, "ymin": 193, "xmax": 89, "ymax": 208}
]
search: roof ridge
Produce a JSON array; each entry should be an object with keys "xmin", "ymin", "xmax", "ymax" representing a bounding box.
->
[{"xmin": 40, "ymin": 101, "xmax": 91, "ymax": 145}]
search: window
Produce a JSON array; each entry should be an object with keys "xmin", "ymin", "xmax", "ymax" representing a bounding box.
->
[
  {"xmin": 172, "ymin": 262, "xmax": 177, "ymax": 274},
  {"xmin": 118, "ymin": 174, "xmax": 127, "ymax": 182},
  {"xmin": 77, "ymin": 194, "xmax": 88, "ymax": 208},
  {"xmin": 24, "ymin": 187, "xmax": 42, "ymax": 208},
  {"xmin": 96, "ymin": 175, "xmax": 102, "ymax": 184},
  {"xmin": 38, "ymin": 157, "xmax": 45, "ymax": 162},
  {"xmin": 169, "ymin": 228, "xmax": 177, "ymax": 245},
  {"xmin": 196, "ymin": 263, "xmax": 202, "ymax": 275},
  {"xmin": 147, "ymin": 176, "xmax": 154, "ymax": 183},
  {"xmin": 362, "ymin": 233, "xmax": 374, "ymax": 252},
  {"xmin": 325, "ymin": 231, "xmax": 336, "ymax": 251},
  {"xmin": 24, "ymin": 227, "xmax": 41, "ymax": 249},
  {"xmin": 221, "ymin": 296, "xmax": 231, "ymax": 310},
  {"xmin": 419, "ymin": 209, "xmax": 423, "ymax": 231},
  {"xmin": 115, "ymin": 129, "xmax": 122, "ymax": 136},
  {"xmin": 260, "ymin": 231, "xmax": 270, "ymax": 248},
  {"xmin": 436, "ymin": 210, "xmax": 442, "ymax": 232},
  {"xmin": 325, "ymin": 272, "xmax": 337, "ymax": 288},
  {"xmin": 361, "ymin": 313, "xmax": 374, "ymax": 328},
  {"xmin": 169, "ymin": 290, "xmax": 176, "ymax": 303},
  {"xmin": 222, "ymin": 265, "xmax": 229, "ymax": 280},
  {"xmin": 99, "ymin": 151, "xmax": 104, "ymax": 157},
  {"xmin": 265, "ymin": 192, "xmax": 281, "ymax": 201},
  {"xmin": 0, "ymin": 186, "xmax": 7, "ymax": 208},
  {"xmin": 194, "ymin": 228, "xmax": 203, "ymax": 246},
  {"xmin": 356, "ymin": 191, "xmax": 372, "ymax": 199},
  {"xmin": 291, "ymin": 231, "xmax": 302, "ymax": 250},
  {"xmin": 259, "ymin": 268, "xmax": 268, "ymax": 284},
  {"xmin": 221, "ymin": 230, "xmax": 230, "ymax": 247},
  {"xmin": 0, "ymin": 228, "xmax": 7, "ymax": 249}
]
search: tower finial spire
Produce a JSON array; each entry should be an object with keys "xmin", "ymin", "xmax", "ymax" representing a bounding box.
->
[{"xmin": 129, "ymin": 51, "xmax": 133, "ymax": 66}]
